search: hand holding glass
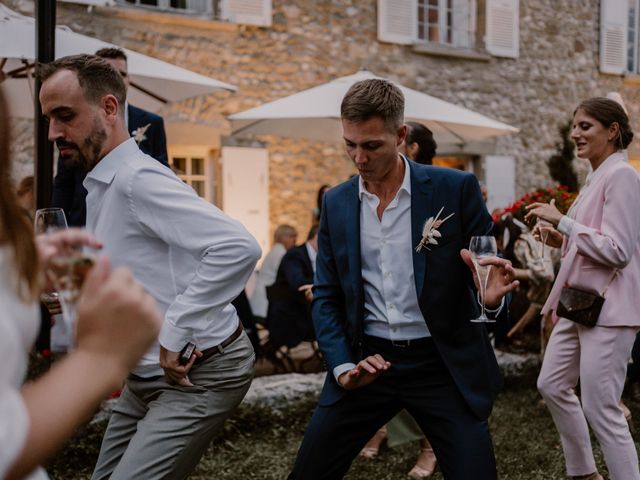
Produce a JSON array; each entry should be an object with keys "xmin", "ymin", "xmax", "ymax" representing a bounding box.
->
[
  {"xmin": 469, "ymin": 236, "xmax": 498, "ymax": 323},
  {"xmin": 34, "ymin": 209, "xmax": 97, "ymax": 341}
]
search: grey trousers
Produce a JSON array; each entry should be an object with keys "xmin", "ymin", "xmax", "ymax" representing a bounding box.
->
[{"xmin": 92, "ymin": 331, "xmax": 255, "ymax": 480}]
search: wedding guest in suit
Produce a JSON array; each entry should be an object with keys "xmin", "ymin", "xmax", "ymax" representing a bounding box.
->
[
  {"xmin": 249, "ymin": 224, "xmax": 298, "ymax": 323},
  {"xmin": 51, "ymin": 47, "xmax": 168, "ymax": 227},
  {"xmin": 288, "ymin": 79, "xmax": 517, "ymax": 480},
  {"xmin": 0, "ymin": 88, "xmax": 161, "ymax": 480},
  {"xmin": 38, "ymin": 54, "xmax": 261, "ymax": 480},
  {"xmin": 359, "ymin": 121, "xmax": 439, "ymax": 478},
  {"xmin": 267, "ymin": 225, "xmax": 318, "ymax": 349},
  {"xmin": 528, "ymin": 98, "xmax": 640, "ymax": 480}
]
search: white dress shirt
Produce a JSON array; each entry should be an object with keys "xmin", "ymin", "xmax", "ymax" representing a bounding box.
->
[
  {"xmin": 333, "ymin": 156, "xmax": 430, "ymax": 382},
  {"xmin": 85, "ymin": 138, "xmax": 261, "ymax": 377},
  {"xmin": 249, "ymin": 242, "xmax": 287, "ymax": 318},
  {"xmin": 305, "ymin": 241, "xmax": 317, "ymax": 274}
]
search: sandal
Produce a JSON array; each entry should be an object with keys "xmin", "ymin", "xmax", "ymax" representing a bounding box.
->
[
  {"xmin": 359, "ymin": 426, "xmax": 387, "ymax": 459},
  {"xmin": 408, "ymin": 447, "xmax": 437, "ymax": 478}
]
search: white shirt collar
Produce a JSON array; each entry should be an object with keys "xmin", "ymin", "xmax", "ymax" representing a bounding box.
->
[
  {"xmin": 358, "ymin": 154, "xmax": 412, "ymax": 201},
  {"xmin": 86, "ymin": 138, "xmax": 138, "ymax": 186}
]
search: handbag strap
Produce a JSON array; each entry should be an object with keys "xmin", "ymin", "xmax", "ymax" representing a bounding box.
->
[{"xmin": 602, "ymin": 270, "xmax": 619, "ymax": 297}]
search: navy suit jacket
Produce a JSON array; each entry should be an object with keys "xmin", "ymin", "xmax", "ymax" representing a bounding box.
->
[
  {"xmin": 267, "ymin": 244, "xmax": 315, "ymax": 348},
  {"xmin": 51, "ymin": 104, "xmax": 168, "ymax": 227},
  {"xmin": 312, "ymin": 161, "xmax": 502, "ymax": 419}
]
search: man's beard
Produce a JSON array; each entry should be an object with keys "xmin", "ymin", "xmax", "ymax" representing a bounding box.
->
[{"xmin": 57, "ymin": 120, "xmax": 107, "ymax": 173}]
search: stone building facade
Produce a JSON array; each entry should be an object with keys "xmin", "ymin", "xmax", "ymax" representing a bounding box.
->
[{"xmin": 4, "ymin": 0, "xmax": 640, "ymax": 252}]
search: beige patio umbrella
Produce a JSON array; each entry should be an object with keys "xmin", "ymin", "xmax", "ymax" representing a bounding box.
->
[
  {"xmin": 228, "ymin": 70, "xmax": 518, "ymax": 152},
  {"xmin": 0, "ymin": 4, "xmax": 236, "ymax": 119}
]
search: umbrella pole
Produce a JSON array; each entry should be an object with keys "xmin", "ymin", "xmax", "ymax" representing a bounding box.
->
[{"xmin": 34, "ymin": 0, "xmax": 55, "ymax": 210}]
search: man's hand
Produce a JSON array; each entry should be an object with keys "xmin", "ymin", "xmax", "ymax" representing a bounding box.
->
[
  {"xmin": 159, "ymin": 346, "xmax": 202, "ymax": 387},
  {"xmin": 298, "ymin": 284, "xmax": 314, "ymax": 302},
  {"xmin": 337, "ymin": 354, "xmax": 391, "ymax": 390},
  {"xmin": 460, "ymin": 250, "xmax": 519, "ymax": 308}
]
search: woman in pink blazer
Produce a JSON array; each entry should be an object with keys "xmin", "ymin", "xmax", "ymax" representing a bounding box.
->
[{"xmin": 526, "ymin": 97, "xmax": 640, "ymax": 480}]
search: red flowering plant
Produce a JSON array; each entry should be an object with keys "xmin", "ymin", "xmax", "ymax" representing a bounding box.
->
[{"xmin": 494, "ymin": 185, "xmax": 577, "ymax": 223}]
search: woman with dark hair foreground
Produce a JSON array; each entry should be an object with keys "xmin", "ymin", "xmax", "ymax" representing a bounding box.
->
[{"xmin": 527, "ymin": 97, "xmax": 640, "ymax": 480}]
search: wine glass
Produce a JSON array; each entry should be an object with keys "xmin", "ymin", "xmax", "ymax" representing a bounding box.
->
[
  {"xmin": 34, "ymin": 209, "xmax": 96, "ymax": 342},
  {"xmin": 34, "ymin": 207, "xmax": 68, "ymax": 234},
  {"xmin": 469, "ymin": 236, "xmax": 498, "ymax": 323}
]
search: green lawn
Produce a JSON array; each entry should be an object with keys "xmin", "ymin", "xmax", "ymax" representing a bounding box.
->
[{"xmin": 44, "ymin": 365, "xmax": 637, "ymax": 479}]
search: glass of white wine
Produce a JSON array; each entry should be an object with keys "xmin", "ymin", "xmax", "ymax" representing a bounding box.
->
[
  {"xmin": 34, "ymin": 209, "xmax": 96, "ymax": 340},
  {"xmin": 469, "ymin": 235, "xmax": 498, "ymax": 323}
]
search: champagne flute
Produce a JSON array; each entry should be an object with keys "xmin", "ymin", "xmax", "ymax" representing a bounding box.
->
[
  {"xmin": 469, "ymin": 236, "xmax": 498, "ymax": 323},
  {"xmin": 34, "ymin": 207, "xmax": 68, "ymax": 234},
  {"xmin": 34, "ymin": 208, "xmax": 69, "ymax": 319},
  {"xmin": 34, "ymin": 209, "xmax": 96, "ymax": 341}
]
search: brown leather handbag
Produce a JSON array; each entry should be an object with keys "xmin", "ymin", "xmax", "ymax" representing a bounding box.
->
[{"xmin": 556, "ymin": 271, "xmax": 618, "ymax": 327}]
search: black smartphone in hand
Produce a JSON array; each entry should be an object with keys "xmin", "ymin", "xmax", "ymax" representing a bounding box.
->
[{"xmin": 179, "ymin": 342, "xmax": 196, "ymax": 366}]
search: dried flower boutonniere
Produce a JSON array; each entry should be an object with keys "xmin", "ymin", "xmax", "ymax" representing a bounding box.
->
[
  {"xmin": 131, "ymin": 123, "xmax": 151, "ymax": 144},
  {"xmin": 415, "ymin": 206, "xmax": 455, "ymax": 253}
]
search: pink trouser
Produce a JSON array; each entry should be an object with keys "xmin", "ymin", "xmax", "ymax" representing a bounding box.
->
[{"xmin": 537, "ymin": 318, "xmax": 639, "ymax": 479}]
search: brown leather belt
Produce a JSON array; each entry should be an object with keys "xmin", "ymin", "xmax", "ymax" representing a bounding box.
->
[{"xmin": 194, "ymin": 323, "xmax": 244, "ymax": 364}]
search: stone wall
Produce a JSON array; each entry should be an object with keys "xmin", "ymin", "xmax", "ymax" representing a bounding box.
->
[{"xmin": 4, "ymin": 0, "xmax": 639, "ymax": 236}]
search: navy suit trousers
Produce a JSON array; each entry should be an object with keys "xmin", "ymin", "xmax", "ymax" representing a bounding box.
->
[{"xmin": 288, "ymin": 336, "xmax": 497, "ymax": 480}]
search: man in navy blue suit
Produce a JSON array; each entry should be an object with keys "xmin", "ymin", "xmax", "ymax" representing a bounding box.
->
[
  {"xmin": 288, "ymin": 79, "xmax": 518, "ymax": 480},
  {"xmin": 52, "ymin": 48, "xmax": 168, "ymax": 226}
]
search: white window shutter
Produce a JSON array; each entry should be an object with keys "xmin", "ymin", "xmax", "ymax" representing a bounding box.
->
[
  {"xmin": 485, "ymin": 0, "xmax": 519, "ymax": 58},
  {"xmin": 452, "ymin": 0, "xmax": 476, "ymax": 48},
  {"xmin": 600, "ymin": 0, "xmax": 627, "ymax": 74},
  {"xmin": 220, "ymin": 0, "xmax": 271, "ymax": 27},
  {"xmin": 377, "ymin": 0, "xmax": 417, "ymax": 45}
]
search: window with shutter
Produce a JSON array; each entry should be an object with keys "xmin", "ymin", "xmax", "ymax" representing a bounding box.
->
[
  {"xmin": 378, "ymin": 0, "xmax": 476, "ymax": 50},
  {"xmin": 378, "ymin": 0, "xmax": 417, "ymax": 45},
  {"xmin": 116, "ymin": 0, "xmax": 213, "ymax": 16},
  {"xmin": 600, "ymin": 0, "xmax": 628, "ymax": 74},
  {"xmin": 485, "ymin": 0, "xmax": 519, "ymax": 58},
  {"xmin": 110, "ymin": 0, "xmax": 272, "ymax": 25}
]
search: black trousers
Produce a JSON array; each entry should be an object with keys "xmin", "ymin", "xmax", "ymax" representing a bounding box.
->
[{"xmin": 288, "ymin": 336, "xmax": 497, "ymax": 480}]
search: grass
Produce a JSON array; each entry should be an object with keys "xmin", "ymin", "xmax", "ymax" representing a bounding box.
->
[{"xmin": 43, "ymin": 364, "xmax": 640, "ymax": 479}]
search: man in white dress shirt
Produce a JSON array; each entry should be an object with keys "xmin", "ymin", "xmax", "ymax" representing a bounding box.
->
[{"xmin": 38, "ymin": 54, "xmax": 261, "ymax": 480}]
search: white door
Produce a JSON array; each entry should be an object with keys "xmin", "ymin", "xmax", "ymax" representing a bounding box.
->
[
  {"xmin": 221, "ymin": 147, "xmax": 270, "ymax": 259},
  {"xmin": 484, "ymin": 155, "xmax": 515, "ymax": 213}
]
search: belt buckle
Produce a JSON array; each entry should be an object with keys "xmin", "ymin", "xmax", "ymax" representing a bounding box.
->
[{"xmin": 391, "ymin": 339, "xmax": 410, "ymax": 348}]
